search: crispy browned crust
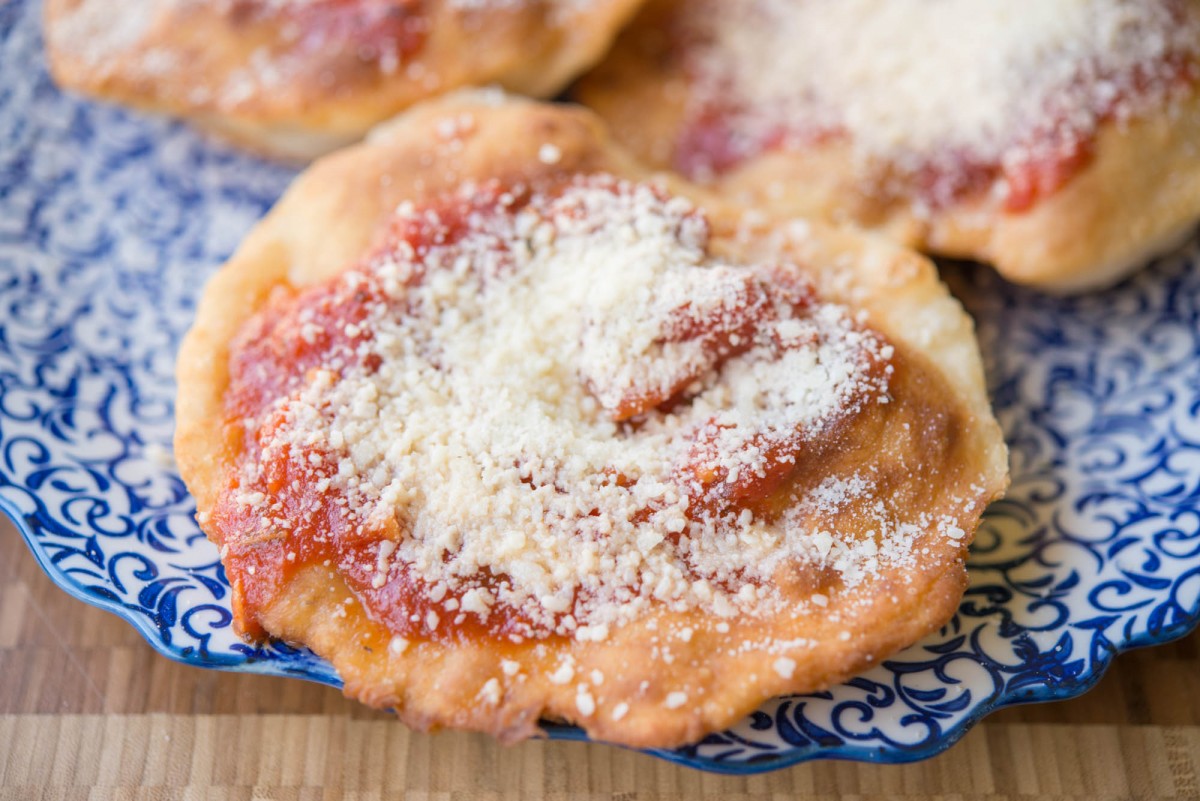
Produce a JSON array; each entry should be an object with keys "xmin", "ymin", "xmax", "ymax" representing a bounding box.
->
[
  {"xmin": 43, "ymin": 0, "xmax": 645, "ymax": 160},
  {"xmin": 175, "ymin": 92, "xmax": 1008, "ymax": 749},
  {"xmin": 572, "ymin": 0, "xmax": 1200, "ymax": 292}
]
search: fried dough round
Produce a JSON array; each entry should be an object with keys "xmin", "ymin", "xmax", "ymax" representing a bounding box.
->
[
  {"xmin": 175, "ymin": 92, "xmax": 1008, "ymax": 748},
  {"xmin": 573, "ymin": 0, "xmax": 1200, "ymax": 292},
  {"xmin": 44, "ymin": 0, "xmax": 644, "ymax": 159}
]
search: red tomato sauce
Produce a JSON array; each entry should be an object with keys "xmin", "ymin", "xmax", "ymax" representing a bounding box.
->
[
  {"xmin": 210, "ymin": 182, "xmax": 890, "ymax": 643},
  {"xmin": 676, "ymin": 56, "xmax": 1198, "ymax": 213}
]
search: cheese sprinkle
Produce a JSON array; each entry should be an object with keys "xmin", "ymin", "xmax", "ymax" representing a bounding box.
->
[
  {"xmin": 679, "ymin": 0, "xmax": 1199, "ymax": 202},
  {"xmin": 228, "ymin": 175, "xmax": 962, "ymax": 640}
]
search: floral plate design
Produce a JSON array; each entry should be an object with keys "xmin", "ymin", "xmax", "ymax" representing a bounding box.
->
[{"xmin": 3, "ymin": 0, "xmax": 1199, "ymax": 774}]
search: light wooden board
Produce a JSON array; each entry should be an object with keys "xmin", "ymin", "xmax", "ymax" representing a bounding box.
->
[{"xmin": 4, "ymin": 519, "xmax": 1199, "ymax": 800}]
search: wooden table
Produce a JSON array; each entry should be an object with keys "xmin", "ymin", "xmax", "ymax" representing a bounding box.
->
[{"xmin": 3, "ymin": 518, "xmax": 1198, "ymax": 801}]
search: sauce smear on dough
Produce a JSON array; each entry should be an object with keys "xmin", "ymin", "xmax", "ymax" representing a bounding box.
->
[
  {"xmin": 210, "ymin": 176, "xmax": 919, "ymax": 645},
  {"xmin": 670, "ymin": 0, "xmax": 1200, "ymax": 211}
]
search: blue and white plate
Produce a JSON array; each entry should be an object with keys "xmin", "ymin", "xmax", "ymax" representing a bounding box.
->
[{"xmin": 3, "ymin": 0, "xmax": 1199, "ymax": 774}]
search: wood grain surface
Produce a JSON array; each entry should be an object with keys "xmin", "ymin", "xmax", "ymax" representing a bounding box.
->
[{"xmin": 3, "ymin": 517, "xmax": 1199, "ymax": 801}]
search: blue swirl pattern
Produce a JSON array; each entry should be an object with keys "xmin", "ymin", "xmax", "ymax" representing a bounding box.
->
[{"xmin": 2, "ymin": 0, "xmax": 1198, "ymax": 772}]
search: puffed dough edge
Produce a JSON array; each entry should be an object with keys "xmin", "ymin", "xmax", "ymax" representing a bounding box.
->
[
  {"xmin": 573, "ymin": 0, "xmax": 1200, "ymax": 292},
  {"xmin": 717, "ymin": 93, "xmax": 1200, "ymax": 293},
  {"xmin": 44, "ymin": 0, "xmax": 647, "ymax": 161}
]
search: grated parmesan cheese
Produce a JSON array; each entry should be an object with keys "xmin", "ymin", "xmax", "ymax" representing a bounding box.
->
[
  {"xmin": 680, "ymin": 0, "xmax": 1200, "ymax": 199},
  {"xmin": 549, "ymin": 658, "xmax": 576, "ymax": 685},
  {"xmin": 479, "ymin": 677, "xmax": 502, "ymax": 706},
  {"xmin": 575, "ymin": 687, "xmax": 596, "ymax": 717},
  {"xmin": 232, "ymin": 175, "xmax": 957, "ymax": 640},
  {"xmin": 772, "ymin": 657, "xmax": 796, "ymax": 679}
]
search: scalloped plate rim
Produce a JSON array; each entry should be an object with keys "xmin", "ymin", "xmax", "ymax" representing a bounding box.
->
[
  {"xmin": 5, "ymin": 498, "xmax": 345, "ymax": 685},
  {"xmin": 12, "ymin": 492, "xmax": 1199, "ymax": 775},
  {"xmin": 5, "ymin": 0, "xmax": 1199, "ymax": 765}
]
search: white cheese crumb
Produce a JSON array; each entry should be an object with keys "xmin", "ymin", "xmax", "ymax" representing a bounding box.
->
[
  {"xmin": 773, "ymin": 657, "xmax": 797, "ymax": 679},
  {"xmin": 236, "ymin": 491, "xmax": 266, "ymax": 508},
  {"xmin": 549, "ymin": 660, "xmax": 576, "ymax": 685},
  {"xmin": 372, "ymin": 540, "xmax": 396, "ymax": 589},
  {"xmin": 679, "ymin": 0, "xmax": 1200, "ymax": 206},
  {"xmin": 575, "ymin": 624, "xmax": 610, "ymax": 643},
  {"xmin": 576, "ymin": 687, "xmax": 596, "ymax": 717},
  {"xmin": 479, "ymin": 678, "xmax": 501, "ymax": 706},
  {"xmin": 665, "ymin": 691, "xmax": 689, "ymax": 709},
  {"xmin": 461, "ymin": 587, "xmax": 493, "ymax": 617},
  {"xmin": 611, "ymin": 701, "xmax": 630, "ymax": 721}
]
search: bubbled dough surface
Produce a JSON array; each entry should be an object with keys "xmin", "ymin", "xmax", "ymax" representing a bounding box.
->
[{"xmin": 175, "ymin": 92, "xmax": 1008, "ymax": 748}]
